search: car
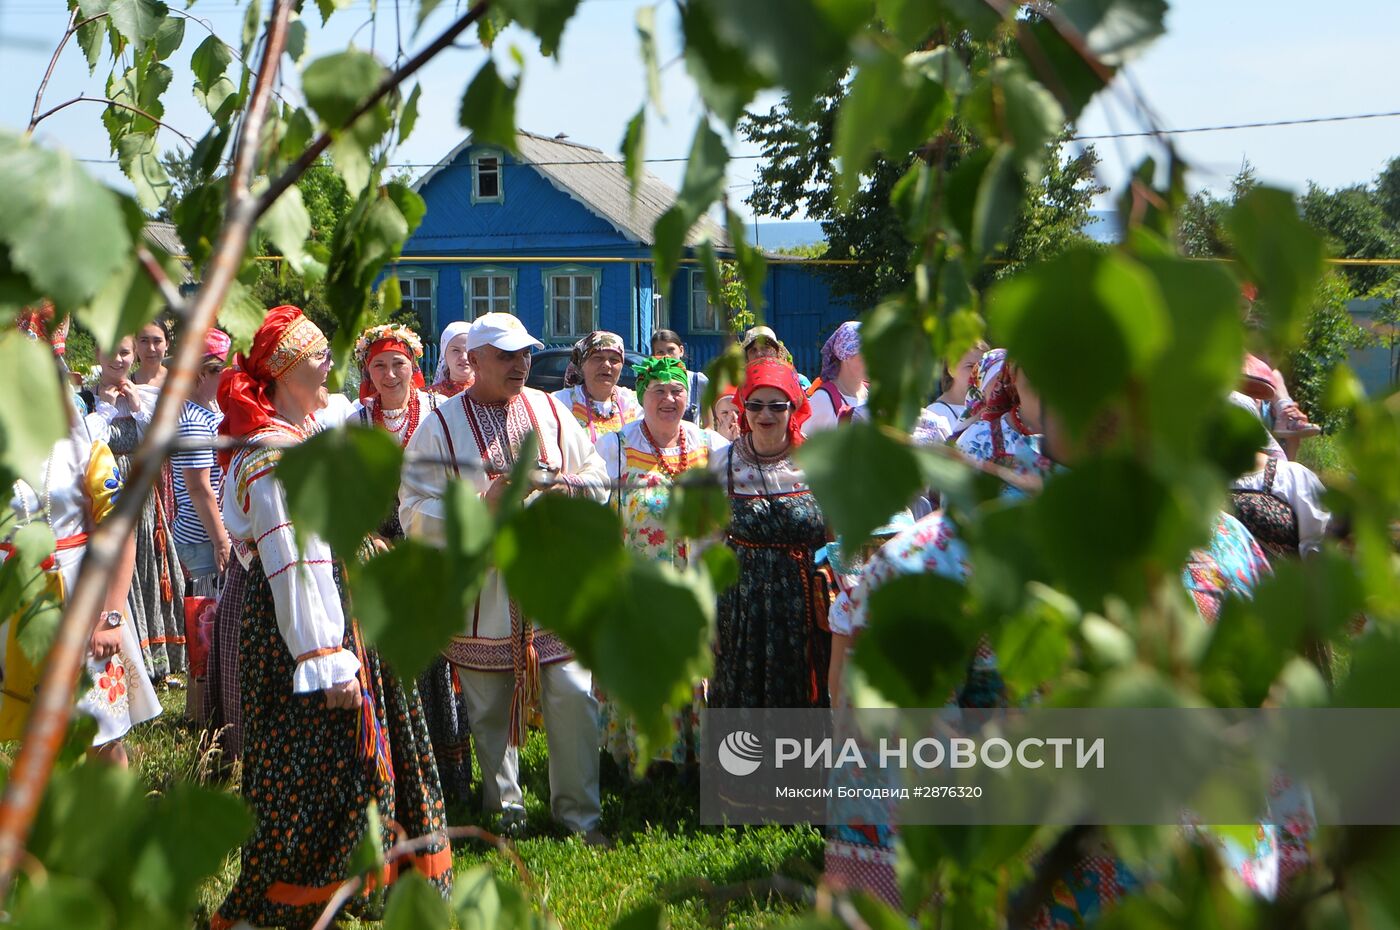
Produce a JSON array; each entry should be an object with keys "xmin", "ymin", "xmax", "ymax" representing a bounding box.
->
[{"xmin": 524, "ymin": 347, "xmax": 649, "ymax": 393}]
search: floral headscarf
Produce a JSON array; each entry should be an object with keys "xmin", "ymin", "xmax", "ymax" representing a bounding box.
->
[
  {"xmin": 819, "ymin": 320, "xmax": 861, "ymax": 382},
  {"xmin": 563, "ymin": 330, "xmax": 625, "ymax": 388},
  {"xmin": 953, "ymin": 348, "xmax": 1007, "ymax": 436}
]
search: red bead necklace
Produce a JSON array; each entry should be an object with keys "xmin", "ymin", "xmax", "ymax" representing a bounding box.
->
[
  {"xmin": 641, "ymin": 421, "xmax": 688, "ymax": 479},
  {"xmin": 373, "ymin": 390, "xmax": 422, "ymax": 447}
]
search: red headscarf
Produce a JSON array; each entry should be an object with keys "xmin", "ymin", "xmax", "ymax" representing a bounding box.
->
[
  {"xmin": 736, "ymin": 358, "xmax": 810, "ymax": 447},
  {"xmin": 358, "ymin": 337, "xmax": 426, "ymax": 403},
  {"xmin": 216, "ymin": 306, "xmax": 328, "ymax": 469}
]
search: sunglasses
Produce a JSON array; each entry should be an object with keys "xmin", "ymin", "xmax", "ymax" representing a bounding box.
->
[{"xmin": 743, "ymin": 400, "xmax": 794, "ymax": 414}]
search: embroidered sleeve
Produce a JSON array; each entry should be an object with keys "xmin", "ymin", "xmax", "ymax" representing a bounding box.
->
[
  {"xmin": 246, "ymin": 457, "xmax": 359, "ymax": 693},
  {"xmin": 399, "ymin": 412, "xmax": 452, "ymax": 545},
  {"xmin": 550, "ymin": 395, "xmax": 610, "ymax": 502}
]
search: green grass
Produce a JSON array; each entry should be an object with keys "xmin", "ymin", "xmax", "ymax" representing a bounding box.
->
[
  {"xmin": 120, "ymin": 692, "xmax": 822, "ymax": 930},
  {"xmin": 1296, "ymin": 432, "xmax": 1350, "ymax": 484}
]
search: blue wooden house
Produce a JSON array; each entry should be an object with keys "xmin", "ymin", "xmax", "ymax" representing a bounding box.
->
[{"xmin": 397, "ymin": 130, "xmax": 850, "ymax": 375}]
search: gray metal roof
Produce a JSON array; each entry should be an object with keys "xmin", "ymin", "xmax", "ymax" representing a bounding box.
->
[
  {"xmin": 412, "ymin": 130, "xmax": 730, "ymax": 249},
  {"xmin": 142, "ymin": 222, "xmax": 197, "ymax": 284}
]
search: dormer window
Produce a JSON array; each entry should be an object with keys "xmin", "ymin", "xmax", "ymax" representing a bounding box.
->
[{"xmin": 472, "ymin": 149, "xmax": 503, "ymax": 203}]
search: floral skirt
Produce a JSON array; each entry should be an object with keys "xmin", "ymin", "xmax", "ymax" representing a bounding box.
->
[
  {"xmin": 417, "ymin": 656, "xmax": 473, "ymax": 807},
  {"xmin": 597, "ymin": 680, "xmax": 706, "ymax": 771},
  {"xmin": 214, "ymin": 561, "xmax": 451, "ymax": 930}
]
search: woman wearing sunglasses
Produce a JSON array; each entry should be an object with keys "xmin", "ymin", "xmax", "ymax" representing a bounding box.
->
[{"xmin": 708, "ymin": 358, "xmax": 831, "ymax": 709}]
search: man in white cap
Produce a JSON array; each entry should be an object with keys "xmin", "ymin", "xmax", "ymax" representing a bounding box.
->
[{"xmin": 399, "ymin": 312, "xmax": 609, "ymax": 843}]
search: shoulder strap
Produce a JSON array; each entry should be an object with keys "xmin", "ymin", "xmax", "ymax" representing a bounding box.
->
[
  {"xmin": 1263, "ymin": 453, "xmax": 1278, "ymax": 491},
  {"xmin": 821, "ymin": 379, "xmax": 853, "ymax": 424},
  {"xmin": 726, "ymin": 444, "xmax": 736, "ymax": 496},
  {"xmin": 988, "ymin": 417, "xmax": 1007, "ymax": 460},
  {"xmin": 433, "ymin": 406, "xmax": 460, "ymax": 478}
]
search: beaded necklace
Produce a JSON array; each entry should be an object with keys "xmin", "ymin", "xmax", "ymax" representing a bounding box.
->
[
  {"xmin": 641, "ymin": 421, "xmax": 688, "ymax": 479},
  {"xmin": 373, "ymin": 390, "xmax": 422, "ymax": 447}
]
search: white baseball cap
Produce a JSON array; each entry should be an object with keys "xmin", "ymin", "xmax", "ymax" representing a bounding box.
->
[{"xmin": 466, "ymin": 312, "xmax": 545, "ymax": 352}]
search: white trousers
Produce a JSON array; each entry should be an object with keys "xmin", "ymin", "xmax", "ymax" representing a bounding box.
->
[{"xmin": 458, "ymin": 659, "xmax": 602, "ymax": 833}]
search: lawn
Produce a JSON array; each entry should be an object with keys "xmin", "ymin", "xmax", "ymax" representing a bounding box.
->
[{"xmin": 120, "ymin": 692, "xmax": 824, "ymax": 930}]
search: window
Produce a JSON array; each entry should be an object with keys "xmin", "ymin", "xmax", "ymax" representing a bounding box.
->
[
  {"xmin": 689, "ymin": 269, "xmax": 722, "ymax": 333},
  {"xmin": 652, "ymin": 292, "xmax": 668, "ymax": 332},
  {"xmin": 398, "ymin": 272, "xmax": 436, "ymax": 332},
  {"xmin": 463, "ymin": 266, "xmax": 516, "ymax": 319},
  {"xmin": 472, "ymin": 150, "xmax": 503, "ymax": 203},
  {"xmin": 543, "ymin": 265, "xmax": 600, "ymax": 340}
]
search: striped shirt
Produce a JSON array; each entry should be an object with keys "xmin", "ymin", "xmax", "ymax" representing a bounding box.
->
[{"xmin": 171, "ymin": 400, "xmax": 223, "ymax": 546}]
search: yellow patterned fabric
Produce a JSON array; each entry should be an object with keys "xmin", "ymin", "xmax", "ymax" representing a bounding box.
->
[
  {"xmin": 0, "ymin": 570, "xmax": 64, "ymax": 741},
  {"xmin": 85, "ymin": 440, "xmax": 123, "ymax": 523}
]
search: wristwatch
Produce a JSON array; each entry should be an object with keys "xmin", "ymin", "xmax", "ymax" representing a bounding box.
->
[{"xmin": 100, "ymin": 610, "xmax": 124, "ymax": 628}]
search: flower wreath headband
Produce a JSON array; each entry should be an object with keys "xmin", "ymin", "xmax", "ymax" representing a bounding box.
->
[{"xmin": 353, "ymin": 323, "xmax": 425, "ymax": 368}]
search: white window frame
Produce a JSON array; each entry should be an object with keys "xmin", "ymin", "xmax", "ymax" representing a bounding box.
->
[
  {"xmin": 396, "ymin": 268, "xmax": 437, "ymax": 334},
  {"xmin": 461, "ymin": 265, "xmax": 517, "ymax": 319},
  {"xmin": 471, "ymin": 149, "xmax": 504, "ymax": 204},
  {"xmin": 543, "ymin": 264, "xmax": 601, "ymax": 342},
  {"xmin": 688, "ymin": 268, "xmax": 724, "ymax": 334},
  {"xmin": 652, "ymin": 292, "xmax": 668, "ymax": 332}
]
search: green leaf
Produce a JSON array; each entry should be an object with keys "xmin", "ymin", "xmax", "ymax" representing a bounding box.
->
[
  {"xmin": 353, "ymin": 540, "xmax": 479, "ymax": 678},
  {"xmin": 8, "ymin": 875, "xmax": 112, "ymax": 930},
  {"xmin": 417, "ymin": 0, "xmax": 448, "ymax": 34},
  {"xmin": 241, "ymin": 0, "xmax": 260, "ymax": 60},
  {"xmin": 664, "ymin": 468, "xmax": 731, "ymax": 541},
  {"xmin": 725, "ymin": 208, "xmax": 768, "ymax": 315},
  {"xmin": 173, "ymin": 179, "xmax": 225, "ymax": 269},
  {"xmin": 680, "ymin": 2, "xmax": 765, "ymax": 128},
  {"xmin": 303, "ymin": 50, "xmax": 388, "ymax": 127},
  {"xmin": 706, "ymin": 0, "xmax": 874, "ymax": 100},
  {"xmin": 76, "ymin": 11, "xmax": 106, "ymax": 73},
  {"xmin": 1335, "ymin": 628, "xmax": 1400, "ymax": 709},
  {"xmin": 152, "ymin": 13, "xmax": 183, "ymax": 59},
  {"xmin": 621, "ymin": 108, "xmax": 646, "ymax": 200},
  {"xmin": 347, "ymin": 799, "xmax": 386, "ymax": 877},
  {"xmin": 116, "ymin": 132, "xmax": 170, "ymax": 211},
  {"xmin": 0, "ymin": 523, "xmax": 55, "ymax": 634},
  {"xmin": 636, "ymin": 5, "xmax": 663, "ymax": 113},
  {"xmin": 384, "ymin": 870, "xmax": 452, "ymax": 930},
  {"xmin": 316, "ymin": 0, "xmax": 356, "ymax": 24},
  {"xmin": 106, "ymin": 0, "xmax": 169, "ymax": 50},
  {"xmin": 612, "ymin": 904, "xmax": 664, "ymax": 930},
  {"xmin": 136, "ymin": 783, "xmax": 253, "ymax": 913},
  {"xmin": 454, "ymin": 863, "xmax": 535, "ymax": 930},
  {"xmin": 257, "ymin": 182, "xmax": 312, "ymax": 272},
  {"xmin": 861, "ymin": 294, "xmax": 935, "ymax": 429},
  {"xmin": 458, "ymin": 59, "xmax": 520, "ymax": 152},
  {"xmin": 854, "ymin": 573, "xmax": 978, "ymax": 706},
  {"xmin": 75, "ymin": 248, "xmax": 164, "ymax": 352},
  {"xmin": 497, "ymin": 495, "xmax": 627, "ymax": 629},
  {"xmin": 400, "ymin": 83, "xmax": 422, "ymax": 145},
  {"xmin": 1225, "ymin": 186, "xmax": 1327, "ymax": 353},
  {"xmin": 833, "ymin": 42, "xmax": 906, "ymax": 207},
  {"xmin": 190, "ymin": 34, "xmax": 233, "ymax": 111},
  {"xmin": 797, "ymin": 422, "xmax": 923, "ymax": 544},
  {"xmin": 280, "ymin": 107, "xmax": 315, "ymax": 162},
  {"xmin": 970, "ymin": 146, "xmax": 1025, "ymax": 259},
  {"xmin": 987, "ymin": 247, "xmax": 1169, "ymax": 436},
  {"xmin": 650, "ymin": 119, "xmax": 728, "ymax": 296},
  {"xmin": 218, "ymin": 278, "xmax": 266, "ymax": 353},
  {"xmin": 1017, "ymin": 19, "xmax": 1110, "ymax": 120},
  {"xmin": 0, "ymin": 134, "xmax": 132, "ymax": 311},
  {"xmin": 494, "ymin": 0, "xmax": 583, "ymax": 56},
  {"xmin": 277, "ymin": 425, "xmax": 405, "ymax": 558},
  {"xmin": 0, "ymin": 330, "xmax": 69, "ymax": 489},
  {"xmin": 285, "ymin": 17, "xmax": 309, "ymax": 66},
  {"xmin": 1055, "ymin": 0, "xmax": 1168, "ymax": 66},
  {"xmin": 994, "ymin": 585, "xmax": 1075, "ymax": 701},
  {"xmin": 700, "ymin": 544, "xmax": 739, "ymax": 592}
]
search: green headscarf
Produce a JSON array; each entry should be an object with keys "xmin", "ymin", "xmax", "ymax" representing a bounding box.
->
[{"xmin": 633, "ymin": 356, "xmax": 689, "ymax": 395}]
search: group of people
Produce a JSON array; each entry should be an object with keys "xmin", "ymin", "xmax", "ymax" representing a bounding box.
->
[{"xmin": 3, "ymin": 296, "xmax": 1339, "ymax": 928}]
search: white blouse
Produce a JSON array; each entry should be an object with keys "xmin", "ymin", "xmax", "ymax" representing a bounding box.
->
[
  {"xmin": 709, "ymin": 436, "xmax": 810, "ymax": 496},
  {"xmin": 1232, "ymin": 460, "xmax": 1331, "ymax": 557},
  {"xmin": 802, "ymin": 387, "xmax": 866, "ymax": 437},
  {"xmin": 222, "ymin": 419, "xmax": 360, "ymax": 693}
]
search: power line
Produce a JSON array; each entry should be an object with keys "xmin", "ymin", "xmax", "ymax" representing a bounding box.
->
[{"xmin": 66, "ymin": 107, "xmax": 1400, "ymax": 171}]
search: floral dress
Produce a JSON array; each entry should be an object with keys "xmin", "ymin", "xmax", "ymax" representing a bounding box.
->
[
  {"xmin": 593, "ymin": 420, "xmax": 729, "ymax": 767},
  {"xmin": 708, "ymin": 437, "xmax": 830, "ymax": 709}
]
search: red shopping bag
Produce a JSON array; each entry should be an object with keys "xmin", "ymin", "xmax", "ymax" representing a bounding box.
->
[{"xmin": 184, "ymin": 596, "xmax": 217, "ymax": 678}]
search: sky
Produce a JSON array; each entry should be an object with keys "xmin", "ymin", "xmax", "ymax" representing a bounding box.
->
[{"xmin": 1, "ymin": 0, "xmax": 1398, "ymax": 228}]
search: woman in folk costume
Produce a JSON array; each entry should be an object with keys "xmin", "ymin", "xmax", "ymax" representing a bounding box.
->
[
  {"xmin": 802, "ymin": 320, "xmax": 868, "ymax": 436},
  {"xmin": 953, "ymin": 348, "xmax": 1054, "ymax": 484},
  {"xmin": 709, "ymin": 358, "xmax": 831, "ymax": 709},
  {"xmin": 1, "ymin": 308, "xmax": 161, "ymax": 763},
  {"xmin": 351, "ymin": 322, "xmax": 472, "ymax": 807},
  {"xmin": 400, "ymin": 312, "xmax": 609, "ymax": 842},
  {"xmin": 429, "ymin": 320, "xmax": 475, "ymax": 398},
  {"xmin": 212, "ymin": 307, "xmax": 449, "ymax": 930},
  {"xmin": 91, "ymin": 333, "xmax": 187, "ymax": 686},
  {"xmin": 551, "ymin": 330, "xmax": 641, "ymax": 443},
  {"xmin": 592, "ymin": 357, "xmax": 730, "ymax": 769}
]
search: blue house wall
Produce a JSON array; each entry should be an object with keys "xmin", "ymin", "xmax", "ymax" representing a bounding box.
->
[{"xmin": 399, "ymin": 140, "xmax": 853, "ymax": 379}]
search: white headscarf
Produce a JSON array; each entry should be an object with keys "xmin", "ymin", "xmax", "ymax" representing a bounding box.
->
[{"xmin": 434, "ymin": 320, "xmax": 472, "ymax": 384}]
